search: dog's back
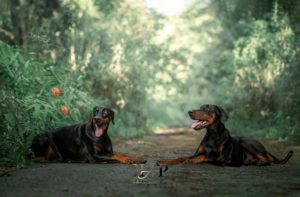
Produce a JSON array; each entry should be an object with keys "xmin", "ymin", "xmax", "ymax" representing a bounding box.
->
[{"xmin": 31, "ymin": 123, "xmax": 90, "ymax": 162}]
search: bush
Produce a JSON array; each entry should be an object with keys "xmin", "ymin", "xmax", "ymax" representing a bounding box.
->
[
  {"xmin": 226, "ymin": 4, "xmax": 299, "ymax": 139},
  {"xmin": 0, "ymin": 43, "xmax": 104, "ymax": 166}
]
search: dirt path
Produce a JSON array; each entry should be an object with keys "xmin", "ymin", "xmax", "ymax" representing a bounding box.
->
[{"xmin": 1, "ymin": 129, "xmax": 300, "ymax": 197}]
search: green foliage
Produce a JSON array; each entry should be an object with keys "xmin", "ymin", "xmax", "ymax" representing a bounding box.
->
[
  {"xmin": 226, "ymin": 4, "xmax": 298, "ymax": 139},
  {"xmin": 0, "ymin": 44, "xmax": 103, "ymax": 165},
  {"xmin": 234, "ymin": 6, "xmax": 296, "ymax": 98}
]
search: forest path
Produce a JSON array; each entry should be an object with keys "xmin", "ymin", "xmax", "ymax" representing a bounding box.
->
[{"xmin": 1, "ymin": 129, "xmax": 300, "ymax": 197}]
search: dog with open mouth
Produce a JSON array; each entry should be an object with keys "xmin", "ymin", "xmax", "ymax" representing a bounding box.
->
[
  {"xmin": 30, "ymin": 106, "xmax": 146, "ymax": 164},
  {"xmin": 157, "ymin": 104, "xmax": 293, "ymax": 166}
]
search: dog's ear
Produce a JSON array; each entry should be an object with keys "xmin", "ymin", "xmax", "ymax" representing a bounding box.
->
[
  {"xmin": 216, "ymin": 106, "xmax": 228, "ymax": 123},
  {"xmin": 111, "ymin": 110, "xmax": 115, "ymax": 125},
  {"xmin": 93, "ymin": 106, "xmax": 98, "ymax": 112}
]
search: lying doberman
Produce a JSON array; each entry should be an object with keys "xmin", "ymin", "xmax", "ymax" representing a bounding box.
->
[
  {"xmin": 158, "ymin": 104, "xmax": 293, "ymax": 166},
  {"xmin": 30, "ymin": 106, "xmax": 146, "ymax": 164}
]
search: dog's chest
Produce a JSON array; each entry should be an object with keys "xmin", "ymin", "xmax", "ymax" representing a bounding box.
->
[{"xmin": 94, "ymin": 143, "xmax": 112, "ymax": 154}]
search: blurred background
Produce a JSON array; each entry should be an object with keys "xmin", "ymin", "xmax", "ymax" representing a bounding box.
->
[{"xmin": 1, "ymin": 0, "xmax": 300, "ymax": 165}]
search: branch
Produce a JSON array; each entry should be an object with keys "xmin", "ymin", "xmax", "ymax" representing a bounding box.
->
[{"xmin": 0, "ymin": 27, "xmax": 14, "ymax": 40}]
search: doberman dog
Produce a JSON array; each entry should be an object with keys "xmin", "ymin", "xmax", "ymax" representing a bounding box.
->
[
  {"xmin": 30, "ymin": 106, "xmax": 146, "ymax": 164},
  {"xmin": 158, "ymin": 104, "xmax": 293, "ymax": 166}
]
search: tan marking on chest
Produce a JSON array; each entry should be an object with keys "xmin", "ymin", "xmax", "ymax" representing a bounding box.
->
[
  {"xmin": 106, "ymin": 145, "xmax": 112, "ymax": 153},
  {"xmin": 45, "ymin": 146, "xmax": 55, "ymax": 160},
  {"xmin": 95, "ymin": 145, "xmax": 102, "ymax": 154},
  {"xmin": 197, "ymin": 146, "xmax": 205, "ymax": 154}
]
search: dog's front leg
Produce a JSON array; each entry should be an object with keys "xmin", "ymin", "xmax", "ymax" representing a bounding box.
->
[
  {"xmin": 93, "ymin": 153, "xmax": 146, "ymax": 164},
  {"xmin": 111, "ymin": 153, "xmax": 146, "ymax": 164},
  {"xmin": 183, "ymin": 155, "xmax": 208, "ymax": 164},
  {"xmin": 93, "ymin": 154, "xmax": 117, "ymax": 163}
]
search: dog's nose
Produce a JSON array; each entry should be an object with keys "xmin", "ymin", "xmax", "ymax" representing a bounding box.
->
[{"xmin": 188, "ymin": 111, "xmax": 193, "ymax": 115}]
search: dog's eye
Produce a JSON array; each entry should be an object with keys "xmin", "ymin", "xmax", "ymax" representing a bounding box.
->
[{"xmin": 102, "ymin": 110, "xmax": 108, "ymax": 116}]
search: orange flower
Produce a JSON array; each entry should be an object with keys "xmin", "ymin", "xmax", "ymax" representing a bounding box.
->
[
  {"xmin": 61, "ymin": 105, "xmax": 70, "ymax": 116},
  {"xmin": 51, "ymin": 87, "xmax": 64, "ymax": 97}
]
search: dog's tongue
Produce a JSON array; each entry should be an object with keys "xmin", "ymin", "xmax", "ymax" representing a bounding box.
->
[
  {"xmin": 95, "ymin": 126, "xmax": 104, "ymax": 137},
  {"xmin": 192, "ymin": 121, "xmax": 201, "ymax": 129},
  {"xmin": 191, "ymin": 121, "xmax": 206, "ymax": 129}
]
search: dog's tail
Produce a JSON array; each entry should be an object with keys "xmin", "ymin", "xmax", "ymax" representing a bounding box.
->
[{"xmin": 268, "ymin": 150, "xmax": 293, "ymax": 164}]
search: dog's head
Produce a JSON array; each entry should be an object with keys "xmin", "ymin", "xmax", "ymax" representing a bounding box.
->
[
  {"xmin": 92, "ymin": 106, "xmax": 115, "ymax": 137},
  {"xmin": 188, "ymin": 104, "xmax": 228, "ymax": 130}
]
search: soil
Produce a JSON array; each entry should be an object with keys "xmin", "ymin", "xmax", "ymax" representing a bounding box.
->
[{"xmin": 1, "ymin": 129, "xmax": 300, "ymax": 197}]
